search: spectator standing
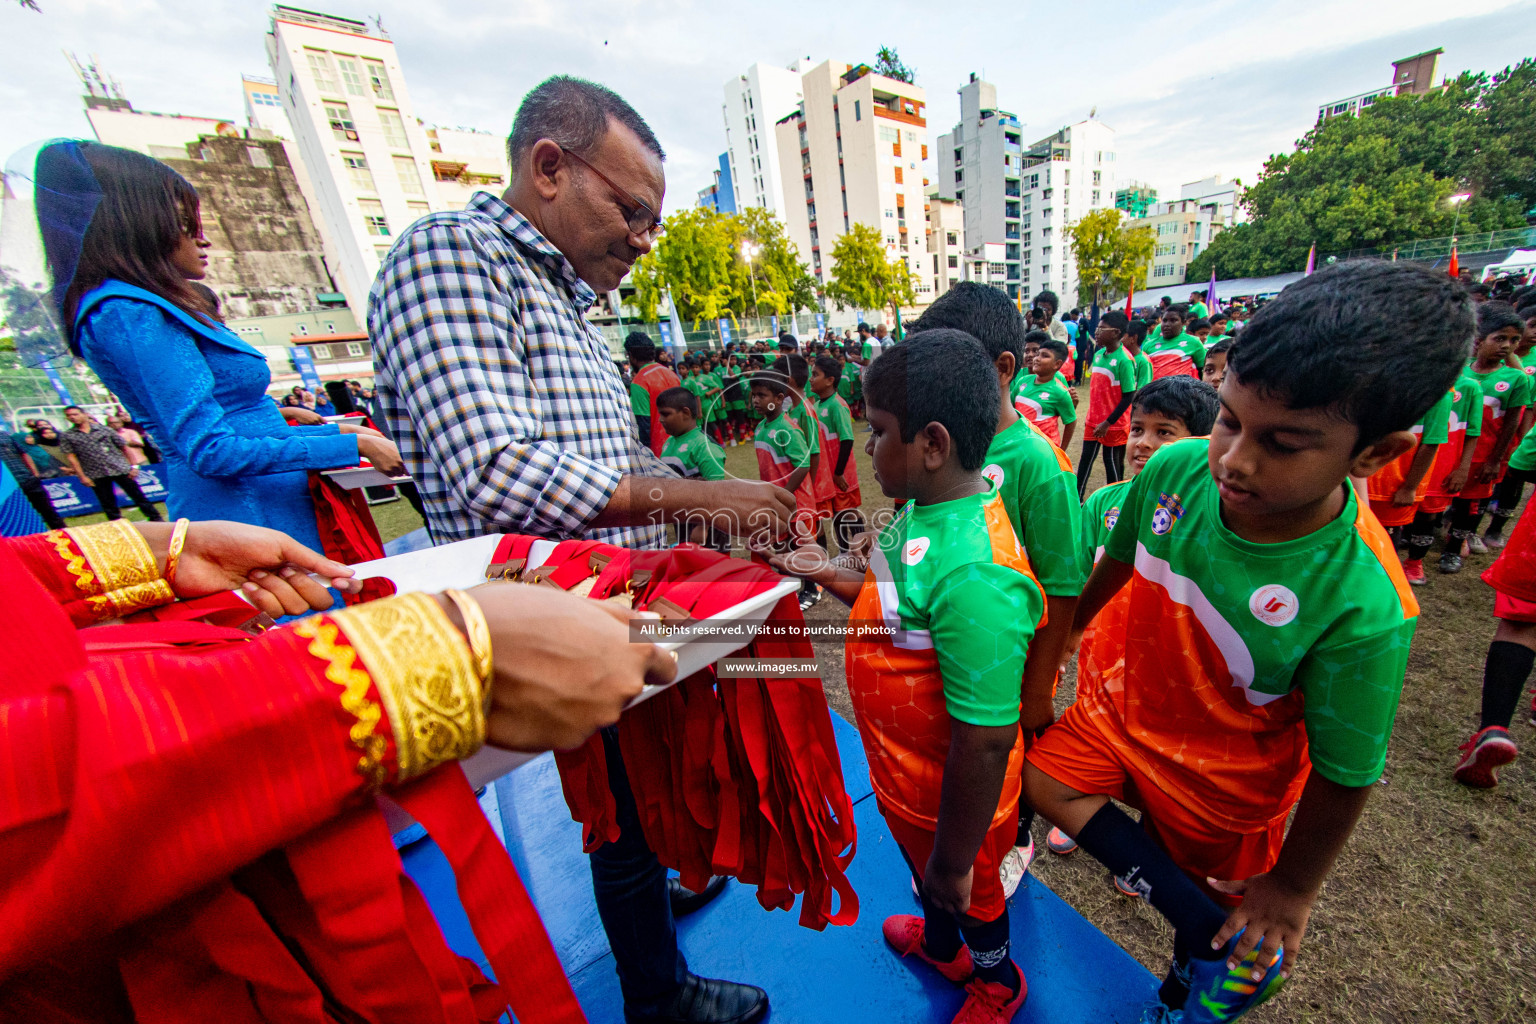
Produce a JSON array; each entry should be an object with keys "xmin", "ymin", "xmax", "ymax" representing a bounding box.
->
[
  {"xmin": 56, "ymin": 405, "xmax": 163, "ymax": 521},
  {"xmin": 1033, "ymin": 288, "xmax": 1071, "ymax": 345},
  {"xmin": 107, "ymin": 413, "xmax": 148, "ymax": 466},
  {"xmin": 17, "ymin": 422, "xmax": 67, "ymax": 477},
  {"xmin": 627, "ymin": 332, "xmax": 682, "ymax": 455},
  {"xmin": 0, "ymin": 430, "xmax": 65, "ymax": 529}
]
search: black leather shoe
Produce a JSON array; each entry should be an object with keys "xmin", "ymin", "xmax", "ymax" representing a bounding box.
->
[
  {"xmin": 668, "ymin": 874, "xmax": 728, "ymax": 918},
  {"xmin": 624, "ymin": 974, "xmax": 769, "ymax": 1024}
]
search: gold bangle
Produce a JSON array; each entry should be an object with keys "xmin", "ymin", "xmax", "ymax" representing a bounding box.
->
[
  {"xmin": 164, "ymin": 518, "xmax": 191, "ymax": 588},
  {"xmin": 443, "ymin": 588, "xmax": 494, "ymax": 710}
]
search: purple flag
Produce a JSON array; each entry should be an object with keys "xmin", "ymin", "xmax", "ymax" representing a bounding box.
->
[
  {"xmin": 1304, "ymin": 243, "xmax": 1317, "ymax": 276},
  {"xmin": 1206, "ymin": 268, "xmax": 1219, "ymax": 313}
]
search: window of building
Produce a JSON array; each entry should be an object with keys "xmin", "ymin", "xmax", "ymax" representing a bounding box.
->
[
  {"xmin": 394, "ymin": 156, "xmax": 425, "ymax": 194},
  {"xmin": 1092, "ymin": 190, "xmax": 1100, "ymax": 205},
  {"xmin": 956, "ymin": 190, "xmax": 964, "ymax": 203},
  {"xmin": 948, "ymin": 254, "xmax": 959, "ymax": 268},
  {"xmin": 378, "ymin": 109, "xmax": 409, "ymax": 150},
  {"xmin": 854, "ymin": 100, "xmax": 861, "ymax": 121},
  {"xmin": 346, "ymin": 342, "xmax": 366, "ymax": 356},
  {"xmin": 359, "ymin": 198, "xmax": 390, "ymax": 236},
  {"xmin": 247, "ymin": 146, "xmax": 272, "ymax": 168},
  {"xmin": 325, "ymin": 103, "xmax": 358, "ymax": 142},
  {"xmin": 946, "ymin": 231, "xmax": 958, "ymax": 246},
  {"xmin": 1093, "ymin": 170, "xmax": 1102, "ymax": 186},
  {"xmin": 374, "ymin": 244, "xmax": 391, "ymax": 259},
  {"xmin": 306, "ymin": 50, "xmax": 342, "ymax": 96},
  {"xmin": 342, "ymin": 152, "xmax": 375, "ymax": 191},
  {"xmin": 364, "ymin": 59, "xmax": 395, "ymax": 101},
  {"xmin": 335, "ymin": 57, "xmax": 368, "ymax": 96},
  {"xmin": 406, "ymin": 201, "xmax": 430, "ymax": 219},
  {"xmin": 1064, "ymin": 170, "xmax": 1070, "ymax": 185},
  {"xmin": 310, "ymin": 344, "xmax": 331, "ymax": 359},
  {"xmin": 878, "ymin": 125, "xmax": 899, "ymax": 143},
  {"xmin": 954, "ymin": 169, "xmax": 963, "ymax": 184},
  {"xmin": 1005, "ymin": 200, "xmax": 1019, "ymax": 218}
]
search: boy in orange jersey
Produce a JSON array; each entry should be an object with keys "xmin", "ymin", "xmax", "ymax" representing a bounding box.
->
[
  {"xmin": 1025, "ymin": 262, "xmax": 1471, "ymax": 1023},
  {"xmin": 775, "ymin": 330, "xmax": 1043, "ymax": 1024}
]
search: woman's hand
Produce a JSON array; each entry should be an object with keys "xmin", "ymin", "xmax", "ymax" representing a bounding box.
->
[
  {"xmin": 459, "ymin": 585, "xmax": 676, "ymax": 752},
  {"xmin": 138, "ymin": 520, "xmax": 359, "ymax": 616},
  {"xmin": 280, "ymin": 406, "xmax": 326, "ymax": 426},
  {"xmin": 356, "ymin": 435, "xmax": 404, "ymax": 476},
  {"xmin": 335, "ymin": 422, "xmax": 386, "ymax": 439}
]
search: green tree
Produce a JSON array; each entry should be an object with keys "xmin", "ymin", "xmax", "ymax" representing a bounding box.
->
[
  {"xmin": 873, "ymin": 46, "xmax": 915, "ymax": 84},
  {"xmin": 823, "ymin": 223, "xmax": 915, "ymax": 321},
  {"xmin": 1066, "ymin": 208, "xmax": 1153, "ymax": 306},
  {"xmin": 1185, "ymin": 59, "xmax": 1536, "ymax": 283},
  {"xmin": 735, "ymin": 206, "xmax": 819, "ymax": 317}
]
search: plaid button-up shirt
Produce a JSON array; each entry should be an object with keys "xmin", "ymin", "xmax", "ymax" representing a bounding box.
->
[{"xmin": 369, "ymin": 192, "xmax": 668, "ymax": 548}]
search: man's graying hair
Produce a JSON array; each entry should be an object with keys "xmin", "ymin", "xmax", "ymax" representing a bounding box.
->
[{"xmin": 508, "ymin": 75, "xmax": 665, "ymax": 168}]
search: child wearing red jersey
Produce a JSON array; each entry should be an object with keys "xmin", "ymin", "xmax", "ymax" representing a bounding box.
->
[
  {"xmin": 1143, "ymin": 305, "xmax": 1207, "ymax": 380},
  {"xmin": 809, "ymin": 355, "xmax": 866, "ymax": 551},
  {"xmin": 775, "ymin": 330, "xmax": 1042, "ymax": 1024},
  {"xmin": 1440, "ymin": 303, "xmax": 1531, "ymax": 573},
  {"xmin": 1402, "ymin": 374, "xmax": 1480, "ymax": 583},
  {"xmin": 1025, "ymin": 262, "xmax": 1472, "ymax": 1023},
  {"xmin": 1076, "ymin": 310, "xmax": 1138, "ymax": 499},
  {"xmin": 1364, "ymin": 389, "xmax": 1451, "ymax": 569}
]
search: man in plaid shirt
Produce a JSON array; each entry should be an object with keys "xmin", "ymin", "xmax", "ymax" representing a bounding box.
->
[{"xmin": 370, "ymin": 76, "xmax": 787, "ymax": 1024}]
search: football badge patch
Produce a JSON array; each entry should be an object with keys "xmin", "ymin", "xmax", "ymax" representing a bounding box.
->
[{"xmin": 1150, "ymin": 492, "xmax": 1185, "ymax": 536}]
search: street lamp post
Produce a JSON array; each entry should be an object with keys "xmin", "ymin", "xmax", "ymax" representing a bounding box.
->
[
  {"xmin": 1448, "ymin": 192, "xmax": 1472, "ymax": 246},
  {"xmin": 741, "ymin": 241, "xmax": 761, "ymax": 324}
]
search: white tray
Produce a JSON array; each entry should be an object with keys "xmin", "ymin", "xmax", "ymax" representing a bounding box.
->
[{"xmin": 345, "ymin": 536, "xmax": 798, "ymax": 789}]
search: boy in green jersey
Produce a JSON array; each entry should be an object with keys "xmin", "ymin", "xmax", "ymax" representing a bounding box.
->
[
  {"xmin": 773, "ymin": 330, "xmax": 1042, "ymax": 1024},
  {"xmin": 657, "ymin": 386, "xmax": 730, "ymax": 552},
  {"xmin": 1143, "ymin": 305, "xmax": 1208, "ymax": 379},
  {"xmin": 1025, "ymin": 261, "xmax": 1472, "ymax": 1023},
  {"xmin": 810, "ymin": 355, "xmax": 867, "ymax": 551},
  {"xmin": 1012, "ymin": 339, "xmax": 1077, "ymax": 450},
  {"xmin": 906, "ymin": 281, "xmax": 1088, "ymax": 896},
  {"xmin": 1125, "ymin": 319, "xmax": 1154, "ymax": 390},
  {"xmin": 1202, "ymin": 338, "xmax": 1233, "ymax": 390}
]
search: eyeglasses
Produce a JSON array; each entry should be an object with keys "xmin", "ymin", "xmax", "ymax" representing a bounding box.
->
[{"xmin": 561, "ymin": 147, "xmax": 664, "ymax": 239}]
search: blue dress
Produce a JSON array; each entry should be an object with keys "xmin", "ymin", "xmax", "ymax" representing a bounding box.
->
[{"xmin": 74, "ymin": 281, "xmax": 359, "ymax": 552}]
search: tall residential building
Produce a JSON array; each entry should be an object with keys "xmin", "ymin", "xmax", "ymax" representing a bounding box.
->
[
  {"xmin": 242, "ymin": 75, "xmax": 291, "ymax": 138},
  {"xmin": 697, "ymin": 152, "xmax": 737, "ymax": 213},
  {"xmin": 1114, "ymin": 181, "xmax": 1159, "ymax": 219},
  {"xmin": 265, "ymin": 5, "xmax": 448, "ymax": 317},
  {"xmin": 1180, "ymin": 175, "xmax": 1243, "ymax": 226},
  {"xmin": 722, "ymin": 61, "xmax": 807, "ymax": 217},
  {"xmin": 1014, "ymin": 118, "xmax": 1117, "ymax": 305},
  {"xmin": 933, "ymin": 74, "xmax": 1029, "ymax": 300},
  {"xmin": 423, "ymin": 125, "xmax": 510, "ymax": 208},
  {"xmin": 1140, "ymin": 198, "xmax": 1224, "ymax": 287},
  {"xmin": 925, "ymin": 187, "xmax": 964, "ymax": 296},
  {"xmin": 1318, "ymin": 48, "xmax": 1443, "ymax": 121},
  {"xmin": 773, "ymin": 60, "xmax": 935, "ymax": 311}
]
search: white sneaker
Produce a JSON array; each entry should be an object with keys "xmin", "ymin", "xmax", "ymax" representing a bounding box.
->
[
  {"xmin": 1468, "ymin": 535, "xmax": 1489, "ymax": 555},
  {"xmin": 998, "ymin": 836, "xmax": 1035, "ymax": 898}
]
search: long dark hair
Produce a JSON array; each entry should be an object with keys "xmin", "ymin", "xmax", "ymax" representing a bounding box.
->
[{"xmin": 40, "ymin": 142, "xmax": 220, "ymax": 353}]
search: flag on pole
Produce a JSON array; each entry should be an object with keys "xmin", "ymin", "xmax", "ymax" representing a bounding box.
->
[
  {"xmin": 1447, "ymin": 245, "xmax": 1460, "ymax": 279},
  {"xmin": 1206, "ymin": 268, "xmax": 1219, "ymax": 314},
  {"xmin": 1303, "ymin": 243, "xmax": 1317, "ymax": 276},
  {"xmin": 1123, "ymin": 283, "xmax": 1135, "ymax": 316},
  {"xmin": 666, "ymin": 287, "xmax": 688, "ymax": 351}
]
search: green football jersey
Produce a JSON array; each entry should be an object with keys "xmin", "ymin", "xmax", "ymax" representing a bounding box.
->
[
  {"xmin": 979, "ymin": 416, "xmax": 1088, "ymax": 596},
  {"xmin": 1133, "ymin": 350, "xmax": 1152, "ymax": 390},
  {"xmin": 1012, "ymin": 373, "xmax": 1078, "ymax": 448},
  {"xmin": 1143, "ymin": 331, "xmax": 1206, "ymax": 379},
  {"xmin": 1103, "ymin": 439, "xmax": 1417, "ymax": 808},
  {"xmin": 661, "ymin": 426, "xmax": 726, "ymax": 481},
  {"xmin": 1081, "ymin": 479, "xmax": 1130, "ymax": 562}
]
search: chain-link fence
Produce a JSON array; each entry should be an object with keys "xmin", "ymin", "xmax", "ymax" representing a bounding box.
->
[
  {"xmin": 594, "ymin": 307, "xmax": 881, "ymax": 356},
  {"xmin": 1324, "ymin": 227, "xmax": 1536, "ymax": 264}
]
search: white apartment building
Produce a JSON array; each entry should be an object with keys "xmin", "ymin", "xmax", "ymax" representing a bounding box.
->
[
  {"xmin": 243, "ymin": 75, "xmax": 291, "ymax": 139},
  {"xmin": 1140, "ymin": 198, "xmax": 1224, "ymax": 287},
  {"xmin": 926, "ymin": 187, "xmax": 965, "ymax": 296},
  {"xmin": 265, "ymin": 5, "xmax": 448, "ymax": 318},
  {"xmin": 774, "ymin": 60, "xmax": 935, "ymax": 314},
  {"xmin": 1179, "ymin": 175, "xmax": 1243, "ymax": 226},
  {"xmin": 424, "ymin": 126, "xmax": 510, "ymax": 209},
  {"xmin": 933, "ymin": 74, "xmax": 1030, "ymax": 301},
  {"xmin": 1011, "ymin": 118, "xmax": 1116, "ymax": 306},
  {"xmin": 722, "ymin": 61, "xmax": 808, "ymax": 217}
]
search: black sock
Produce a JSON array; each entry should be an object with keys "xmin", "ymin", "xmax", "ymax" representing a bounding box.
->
[
  {"xmin": 1407, "ymin": 510, "xmax": 1437, "ymax": 562},
  {"xmin": 1075, "ymin": 804, "xmax": 1227, "ymax": 960},
  {"xmin": 959, "ymin": 911, "xmax": 1018, "ymax": 993},
  {"xmin": 918, "ymin": 887, "xmax": 963, "ymax": 962},
  {"xmin": 1480, "ymin": 641, "xmax": 1536, "ymax": 730},
  {"xmin": 1486, "ymin": 512, "xmax": 1513, "ymax": 539},
  {"xmin": 1015, "ymin": 805, "xmax": 1036, "ymax": 848}
]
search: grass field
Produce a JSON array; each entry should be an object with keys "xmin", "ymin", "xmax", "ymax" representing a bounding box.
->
[{"xmin": 92, "ymin": 430, "xmax": 1534, "ymax": 1022}]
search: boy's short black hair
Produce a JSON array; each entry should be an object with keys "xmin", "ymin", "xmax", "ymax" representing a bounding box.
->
[
  {"xmin": 624, "ymin": 331, "xmax": 657, "ymax": 362},
  {"xmin": 814, "ymin": 355, "xmax": 843, "ymax": 382},
  {"xmin": 1166, "ymin": 303, "xmax": 1190, "ymax": 318},
  {"xmin": 1032, "ymin": 289, "xmax": 1059, "ymax": 313},
  {"xmin": 1125, "ymin": 318, "xmax": 1150, "ymax": 342},
  {"xmin": 750, "ymin": 372, "xmax": 793, "ymax": 397},
  {"xmin": 779, "ymin": 352, "xmax": 809, "ymax": 387},
  {"xmin": 656, "ymin": 386, "xmax": 699, "ymax": 418},
  {"xmin": 1228, "ymin": 260, "xmax": 1473, "ymax": 450},
  {"xmin": 747, "ymin": 354, "xmax": 766, "ymax": 368},
  {"xmin": 1476, "ymin": 300, "xmax": 1525, "ymax": 338},
  {"xmin": 1023, "ymin": 328, "xmax": 1050, "ymax": 348},
  {"xmin": 1210, "ymin": 312, "xmax": 1230, "ymax": 324},
  {"xmin": 1038, "ymin": 338, "xmax": 1069, "ymax": 363},
  {"xmin": 1099, "ymin": 310, "xmax": 1130, "ymax": 331},
  {"xmin": 907, "ymin": 281, "xmax": 1027, "ymax": 381},
  {"xmin": 1205, "ymin": 337, "xmax": 1233, "ymax": 358},
  {"xmin": 863, "ymin": 328, "xmax": 999, "ymax": 472},
  {"xmin": 1190, "ymin": 318, "xmax": 1211, "ymax": 331},
  {"xmin": 1133, "ymin": 376, "xmax": 1220, "ymax": 436},
  {"xmin": 857, "ymin": 323, "xmax": 872, "ymax": 334}
]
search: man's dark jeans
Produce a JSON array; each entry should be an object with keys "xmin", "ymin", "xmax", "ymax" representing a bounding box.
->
[
  {"xmin": 589, "ymin": 727, "xmax": 688, "ymax": 1009},
  {"xmin": 92, "ymin": 473, "xmax": 163, "ymax": 521},
  {"xmin": 21, "ymin": 477, "xmax": 65, "ymax": 530}
]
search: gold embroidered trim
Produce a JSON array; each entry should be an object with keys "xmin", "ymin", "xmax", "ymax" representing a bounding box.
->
[
  {"xmin": 66, "ymin": 520, "xmax": 159, "ymax": 594},
  {"xmin": 86, "ymin": 579, "xmax": 176, "ymax": 617},
  {"xmin": 293, "ymin": 616, "xmax": 387, "ymax": 786},
  {"xmin": 329, "ymin": 593, "xmax": 484, "ymax": 780},
  {"xmin": 46, "ymin": 529, "xmax": 97, "ymax": 594}
]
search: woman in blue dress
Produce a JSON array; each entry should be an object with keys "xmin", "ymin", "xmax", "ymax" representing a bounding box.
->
[{"xmin": 36, "ymin": 141, "xmax": 401, "ymax": 554}]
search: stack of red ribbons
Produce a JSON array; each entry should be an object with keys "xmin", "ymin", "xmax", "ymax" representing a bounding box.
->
[{"xmin": 488, "ymin": 535, "xmax": 860, "ymax": 931}]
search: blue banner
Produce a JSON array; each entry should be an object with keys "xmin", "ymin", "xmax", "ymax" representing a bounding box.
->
[
  {"xmin": 770, "ymin": 314, "xmax": 779, "ymax": 335},
  {"xmin": 718, "ymin": 320, "xmax": 732, "ymax": 348},
  {"xmin": 815, "ymin": 312, "xmax": 825, "ymax": 334},
  {"xmin": 0, "ymin": 464, "xmax": 46, "ymax": 537},
  {"xmin": 40, "ymin": 467, "xmax": 169, "ymax": 519},
  {"xmin": 288, "ymin": 346, "xmax": 324, "ymax": 390},
  {"xmin": 41, "ymin": 362, "xmax": 74, "ymax": 405}
]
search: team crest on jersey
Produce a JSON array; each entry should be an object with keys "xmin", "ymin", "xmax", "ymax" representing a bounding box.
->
[
  {"xmin": 902, "ymin": 536, "xmax": 931, "ymax": 565},
  {"xmin": 981, "ymin": 463, "xmax": 1005, "ymax": 488},
  {"xmin": 1496, "ymin": 380, "xmax": 1511, "ymax": 393},
  {"xmin": 1249, "ymin": 584, "xmax": 1300, "ymax": 627},
  {"xmin": 1150, "ymin": 492, "xmax": 1185, "ymax": 535},
  {"xmin": 1104, "ymin": 506, "xmax": 1120, "ymax": 530}
]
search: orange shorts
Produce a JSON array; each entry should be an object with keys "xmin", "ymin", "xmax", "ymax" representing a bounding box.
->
[
  {"xmin": 1026, "ymin": 704, "xmax": 1286, "ymax": 907},
  {"xmin": 1420, "ymin": 494, "xmax": 1452, "ymax": 515},
  {"xmin": 879, "ymin": 802, "xmax": 1017, "ymax": 923},
  {"xmin": 833, "ymin": 489, "xmax": 862, "ymax": 512},
  {"xmin": 1368, "ymin": 498, "xmax": 1417, "ymax": 528}
]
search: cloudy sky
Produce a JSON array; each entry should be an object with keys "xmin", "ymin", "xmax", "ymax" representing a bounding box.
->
[{"xmin": 4, "ymin": 0, "xmax": 1536, "ymax": 208}]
